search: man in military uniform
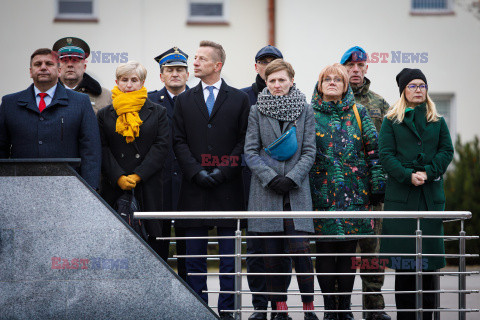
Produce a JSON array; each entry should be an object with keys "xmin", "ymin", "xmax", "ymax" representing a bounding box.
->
[
  {"xmin": 341, "ymin": 46, "xmax": 391, "ymax": 320},
  {"xmin": 241, "ymin": 45, "xmax": 288, "ymax": 320},
  {"xmin": 53, "ymin": 37, "xmax": 111, "ymax": 114},
  {"xmin": 148, "ymin": 47, "xmax": 189, "ymax": 279}
]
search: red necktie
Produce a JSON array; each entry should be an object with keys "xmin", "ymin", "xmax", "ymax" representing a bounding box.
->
[{"xmin": 38, "ymin": 93, "xmax": 48, "ymax": 112}]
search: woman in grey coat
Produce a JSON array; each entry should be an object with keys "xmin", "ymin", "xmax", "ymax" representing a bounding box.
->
[{"xmin": 244, "ymin": 59, "xmax": 317, "ymax": 320}]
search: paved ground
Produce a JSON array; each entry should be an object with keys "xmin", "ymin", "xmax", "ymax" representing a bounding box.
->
[{"xmin": 205, "ymin": 266, "xmax": 479, "ymax": 320}]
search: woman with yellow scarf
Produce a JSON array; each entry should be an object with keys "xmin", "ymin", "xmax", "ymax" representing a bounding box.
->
[{"xmin": 97, "ymin": 61, "xmax": 170, "ymax": 260}]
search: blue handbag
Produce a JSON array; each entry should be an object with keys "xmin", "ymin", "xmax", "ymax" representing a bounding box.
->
[{"xmin": 264, "ymin": 123, "xmax": 298, "ymax": 161}]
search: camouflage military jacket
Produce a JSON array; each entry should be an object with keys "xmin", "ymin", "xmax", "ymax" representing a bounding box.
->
[{"xmin": 352, "ymin": 77, "xmax": 390, "ymax": 132}]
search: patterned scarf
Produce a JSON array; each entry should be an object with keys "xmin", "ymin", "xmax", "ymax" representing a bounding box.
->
[
  {"xmin": 111, "ymin": 86, "xmax": 147, "ymax": 143},
  {"xmin": 256, "ymin": 84, "xmax": 306, "ymax": 121},
  {"xmin": 310, "ymin": 82, "xmax": 355, "ymax": 114}
]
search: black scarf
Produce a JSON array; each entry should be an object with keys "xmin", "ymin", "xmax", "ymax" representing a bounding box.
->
[{"xmin": 252, "ymin": 74, "xmax": 267, "ymax": 97}]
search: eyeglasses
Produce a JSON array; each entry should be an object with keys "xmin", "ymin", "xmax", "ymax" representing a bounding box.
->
[
  {"xmin": 407, "ymin": 84, "xmax": 428, "ymax": 91},
  {"xmin": 256, "ymin": 58, "xmax": 276, "ymax": 65},
  {"xmin": 323, "ymin": 77, "xmax": 343, "ymax": 84}
]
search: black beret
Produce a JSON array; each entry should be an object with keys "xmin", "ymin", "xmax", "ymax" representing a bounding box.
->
[{"xmin": 396, "ymin": 68, "xmax": 428, "ymax": 96}]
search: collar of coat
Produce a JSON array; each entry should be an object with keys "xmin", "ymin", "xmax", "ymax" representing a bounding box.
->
[
  {"xmin": 17, "ymin": 83, "xmax": 69, "ymax": 114},
  {"xmin": 311, "ymin": 83, "xmax": 355, "ymax": 114},
  {"xmin": 76, "ymin": 73, "xmax": 102, "ymax": 96},
  {"xmin": 59, "ymin": 73, "xmax": 102, "ymax": 96},
  {"xmin": 352, "ymin": 77, "xmax": 371, "ymax": 96}
]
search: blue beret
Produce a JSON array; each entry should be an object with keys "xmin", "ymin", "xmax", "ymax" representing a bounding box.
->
[{"xmin": 340, "ymin": 46, "xmax": 367, "ymax": 65}]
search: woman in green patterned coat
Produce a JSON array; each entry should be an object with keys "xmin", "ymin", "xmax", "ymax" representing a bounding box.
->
[
  {"xmin": 309, "ymin": 63, "xmax": 385, "ymax": 320},
  {"xmin": 379, "ymin": 68, "xmax": 453, "ymax": 320}
]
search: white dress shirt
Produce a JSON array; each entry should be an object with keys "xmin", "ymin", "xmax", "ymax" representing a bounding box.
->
[
  {"xmin": 201, "ymin": 79, "xmax": 222, "ymax": 103},
  {"xmin": 34, "ymin": 84, "xmax": 57, "ymax": 109}
]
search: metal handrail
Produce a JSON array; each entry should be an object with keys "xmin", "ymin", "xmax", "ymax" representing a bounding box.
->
[
  {"xmin": 136, "ymin": 211, "xmax": 477, "ymax": 320},
  {"xmin": 135, "ymin": 211, "xmax": 472, "ymax": 219}
]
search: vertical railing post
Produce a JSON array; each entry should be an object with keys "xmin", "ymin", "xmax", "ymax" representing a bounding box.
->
[
  {"xmin": 433, "ymin": 273, "xmax": 440, "ymax": 320},
  {"xmin": 459, "ymin": 219, "xmax": 466, "ymax": 320},
  {"xmin": 234, "ymin": 218, "xmax": 243, "ymax": 320},
  {"xmin": 416, "ymin": 218, "xmax": 423, "ymax": 320}
]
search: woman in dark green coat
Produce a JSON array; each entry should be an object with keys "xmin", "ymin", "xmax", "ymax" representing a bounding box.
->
[{"xmin": 379, "ymin": 68, "xmax": 454, "ymax": 320}]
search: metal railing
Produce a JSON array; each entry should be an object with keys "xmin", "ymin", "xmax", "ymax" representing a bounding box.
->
[{"xmin": 135, "ymin": 211, "xmax": 479, "ymax": 320}]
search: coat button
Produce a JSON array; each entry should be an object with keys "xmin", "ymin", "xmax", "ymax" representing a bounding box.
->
[
  {"xmin": 120, "ymin": 153, "xmax": 124, "ymax": 158},
  {"xmin": 208, "ymin": 145, "xmax": 213, "ymax": 151},
  {"xmin": 418, "ymin": 141, "xmax": 422, "ymax": 146},
  {"xmin": 39, "ymin": 117, "xmax": 44, "ymax": 121},
  {"xmin": 207, "ymin": 124, "xmax": 212, "ymax": 128},
  {"xmin": 38, "ymin": 141, "xmax": 43, "ymax": 145},
  {"xmin": 135, "ymin": 154, "xmax": 140, "ymax": 159}
]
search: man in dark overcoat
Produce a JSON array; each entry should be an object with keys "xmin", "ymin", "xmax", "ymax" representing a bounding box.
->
[
  {"xmin": 240, "ymin": 45, "xmax": 285, "ymax": 320},
  {"xmin": 173, "ymin": 40, "xmax": 250, "ymax": 320},
  {"xmin": 0, "ymin": 48, "xmax": 101, "ymax": 189},
  {"xmin": 148, "ymin": 46, "xmax": 190, "ymax": 280}
]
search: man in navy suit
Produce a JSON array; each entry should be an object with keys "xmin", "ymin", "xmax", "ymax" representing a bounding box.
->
[
  {"xmin": 173, "ymin": 41, "xmax": 250, "ymax": 320},
  {"xmin": 148, "ymin": 47, "xmax": 190, "ymax": 276},
  {"xmin": 0, "ymin": 48, "xmax": 101, "ymax": 189}
]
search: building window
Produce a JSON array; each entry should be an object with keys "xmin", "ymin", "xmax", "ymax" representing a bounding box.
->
[
  {"xmin": 187, "ymin": 0, "xmax": 229, "ymax": 25},
  {"xmin": 411, "ymin": 0, "xmax": 454, "ymax": 15},
  {"xmin": 55, "ymin": 0, "xmax": 97, "ymax": 22},
  {"xmin": 431, "ymin": 93, "xmax": 456, "ymax": 141}
]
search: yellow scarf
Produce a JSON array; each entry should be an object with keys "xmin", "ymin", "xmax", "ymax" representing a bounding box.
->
[{"xmin": 111, "ymin": 86, "xmax": 147, "ymax": 143}]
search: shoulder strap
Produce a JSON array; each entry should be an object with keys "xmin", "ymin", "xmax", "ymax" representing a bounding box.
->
[
  {"xmin": 352, "ymin": 104, "xmax": 362, "ymax": 133},
  {"xmin": 352, "ymin": 104, "xmax": 366, "ymax": 156}
]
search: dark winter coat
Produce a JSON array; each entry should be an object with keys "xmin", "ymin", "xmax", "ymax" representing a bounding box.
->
[
  {"xmin": 379, "ymin": 103, "xmax": 454, "ymax": 270},
  {"xmin": 0, "ymin": 83, "xmax": 101, "ymax": 188},
  {"xmin": 97, "ymin": 99, "xmax": 170, "ymax": 236},
  {"xmin": 148, "ymin": 86, "xmax": 188, "ymax": 211},
  {"xmin": 172, "ymin": 80, "xmax": 250, "ymax": 227}
]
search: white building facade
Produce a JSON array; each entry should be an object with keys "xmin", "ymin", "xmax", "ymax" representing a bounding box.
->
[{"xmin": 1, "ymin": 0, "xmax": 479, "ymax": 141}]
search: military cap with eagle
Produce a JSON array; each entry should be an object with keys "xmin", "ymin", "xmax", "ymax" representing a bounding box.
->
[
  {"xmin": 154, "ymin": 47, "xmax": 188, "ymax": 68},
  {"xmin": 52, "ymin": 37, "xmax": 90, "ymax": 59}
]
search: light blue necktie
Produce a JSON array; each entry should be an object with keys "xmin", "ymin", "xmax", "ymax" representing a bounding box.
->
[{"xmin": 206, "ymin": 86, "xmax": 215, "ymax": 116}]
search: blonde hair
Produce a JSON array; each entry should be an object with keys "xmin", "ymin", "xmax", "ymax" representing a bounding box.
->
[
  {"xmin": 386, "ymin": 91, "xmax": 440, "ymax": 123},
  {"xmin": 265, "ymin": 59, "xmax": 295, "ymax": 80},
  {"xmin": 317, "ymin": 63, "xmax": 349, "ymax": 95},
  {"xmin": 115, "ymin": 61, "xmax": 147, "ymax": 82}
]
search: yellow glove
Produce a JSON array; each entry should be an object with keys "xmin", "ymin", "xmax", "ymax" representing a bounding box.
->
[
  {"xmin": 117, "ymin": 175, "xmax": 136, "ymax": 190},
  {"xmin": 127, "ymin": 173, "xmax": 141, "ymax": 183}
]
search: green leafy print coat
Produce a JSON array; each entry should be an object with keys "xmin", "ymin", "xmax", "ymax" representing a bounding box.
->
[{"xmin": 309, "ymin": 84, "xmax": 386, "ymax": 236}]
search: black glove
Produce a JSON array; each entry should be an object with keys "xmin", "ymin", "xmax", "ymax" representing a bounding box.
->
[
  {"xmin": 369, "ymin": 193, "xmax": 385, "ymax": 206},
  {"xmin": 193, "ymin": 170, "xmax": 216, "ymax": 188},
  {"xmin": 268, "ymin": 175, "xmax": 296, "ymax": 195},
  {"xmin": 209, "ymin": 168, "xmax": 225, "ymax": 186}
]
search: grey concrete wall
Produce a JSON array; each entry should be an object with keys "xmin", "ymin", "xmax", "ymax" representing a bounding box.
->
[{"xmin": 0, "ymin": 164, "xmax": 217, "ymax": 320}]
